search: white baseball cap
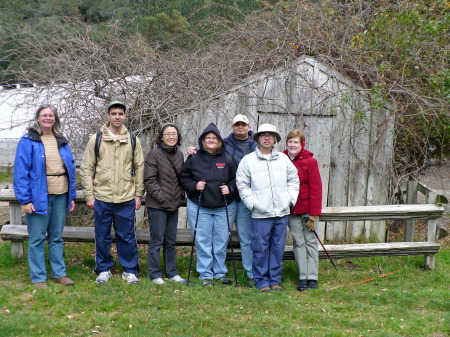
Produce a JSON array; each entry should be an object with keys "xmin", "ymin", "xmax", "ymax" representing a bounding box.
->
[{"xmin": 232, "ymin": 114, "xmax": 249, "ymax": 125}]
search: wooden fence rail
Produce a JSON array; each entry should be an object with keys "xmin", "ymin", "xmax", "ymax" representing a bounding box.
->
[{"xmin": 0, "ymin": 187, "xmax": 446, "ymax": 270}]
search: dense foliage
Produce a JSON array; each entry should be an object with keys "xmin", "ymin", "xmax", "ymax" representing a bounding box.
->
[{"xmin": 0, "ymin": 0, "xmax": 448, "ymax": 175}]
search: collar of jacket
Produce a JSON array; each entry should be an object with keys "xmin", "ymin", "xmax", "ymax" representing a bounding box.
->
[
  {"xmin": 27, "ymin": 129, "xmax": 68, "ymax": 148},
  {"xmin": 255, "ymin": 146, "xmax": 279, "ymax": 160},
  {"xmin": 228, "ymin": 130, "xmax": 255, "ymax": 145},
  {"xmin": 102, "ymin": 122, "xmax": 129, "ymax": 141},
  {"xmin": 159, "ymin": 142, "xmax": 178, "ymax": 153},
  {"xmin": 283, "ymin": 148, "xmax": 313, "ymax": 161}
]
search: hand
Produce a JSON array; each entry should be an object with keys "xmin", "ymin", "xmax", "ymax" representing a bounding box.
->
[
  {"xmin": 196, "ymin": 180, "xmax": 206, "ymax": 191},
  {"xmin": 135, "ymin": 196, "xmax": 142, "ymax": 210},
  {"xmin": 86, "ymin": 199, "xmax": 95, "ymax": 210},
  {"xmin": 69, "ymin": 200, "xmax": 75, "ymax": 212},
  {"xmin": 187, "ymin": 147, "xmax": 197, "ymax": 156},
  {"xmin": 22, "ymin": 203, "xmax": 35, "ymax": 214},
  {"xmin": 220, "ymin": 184, "xmax": 230, "ymax": 195},
  {"xmin": 305, "ymin": 215, "xmax": 318, "ymax": 231}
]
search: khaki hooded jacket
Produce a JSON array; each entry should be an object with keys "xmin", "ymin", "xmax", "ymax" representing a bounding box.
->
[{"xmin": 80, "ymin": 123, "xmax": 144, "ymax": 203}]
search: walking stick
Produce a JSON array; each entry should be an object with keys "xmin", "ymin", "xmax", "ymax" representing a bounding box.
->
[
  {"xmin": 223, "ymin": 191, "xmax": 239, "ymax": 287},
  {"xmin": 313, "ymin": 230, "xmax": 338, "ymax": 272},
  {"xmin": 186, "ymin": 190, "xmax": 202, "ymax": 285},
  {"xmin": 303, "ymin": 216, "xmax": 338, "ymax": 272}
]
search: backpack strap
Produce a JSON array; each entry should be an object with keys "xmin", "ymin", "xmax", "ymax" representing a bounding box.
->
[
  {"xmin": 92, "ymin": 131, "xmax": 103, "ymax": 179},
  {"xmin": 129, "ymin": 132, "xmax": 136, "ymax": 178}
]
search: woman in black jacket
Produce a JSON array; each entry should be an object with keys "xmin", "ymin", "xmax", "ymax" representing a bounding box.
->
[
  {"xmin": 181, "ymin": 123, "xmax": 237, "ymax": 287},
  {"xmin": 144, "ymin": 123, "xmax": 185, "ymax": 285}
]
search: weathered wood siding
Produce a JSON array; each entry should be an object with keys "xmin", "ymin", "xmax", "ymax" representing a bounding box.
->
[{"xmin": 145, "ymin": 56, "xmax": 394, "ymax": 242}]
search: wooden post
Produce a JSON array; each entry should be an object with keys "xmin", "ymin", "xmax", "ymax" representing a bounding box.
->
[
  {"xmin": 9, "ymin": 202, "xmax": 24, "ymax": 258},
  {"xmin": 424, "ymin": 218, "xmax": 438, "ymax": 270},
  {"xmin": 404, "ymin": 178, "xmax": 418, "ymax": 242}
]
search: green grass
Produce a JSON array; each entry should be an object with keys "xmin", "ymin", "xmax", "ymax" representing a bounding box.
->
[
  {"xmin": 0, "ymin": 242, "xmax": 448, "ymax": 336},
  {"xmin": 0, "ymin": 172, "xmax": 13, "ymax": 183}
]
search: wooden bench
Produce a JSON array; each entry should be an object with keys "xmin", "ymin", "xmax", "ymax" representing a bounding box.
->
[{"xmin": 1, "ymin": 188, "xmax": 445, "ymax": 270}]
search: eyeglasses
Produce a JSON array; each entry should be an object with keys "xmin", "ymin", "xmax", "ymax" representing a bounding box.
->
[
  {"xmin": 260, "ymin": 133, "xmax": 275, "ymax": 138},
  {"xmin": 204, "ymin": 137, "xmax": 218, "ymax": 141},
  {"xmin": 163, "ymin": 133, "xmax": 178, "ymax": 137}
]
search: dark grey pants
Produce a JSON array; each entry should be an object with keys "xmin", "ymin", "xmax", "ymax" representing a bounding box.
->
[{"xmin": 147, "ymin": 208, "xmax": 179, "ymax": 280}]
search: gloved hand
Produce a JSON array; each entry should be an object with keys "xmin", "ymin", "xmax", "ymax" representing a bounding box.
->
[{"xmin": 305, "ymin": 215, "xmax": 318, "ymax": 231}]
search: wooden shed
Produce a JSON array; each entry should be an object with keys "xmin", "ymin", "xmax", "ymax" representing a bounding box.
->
[{"xmin": 173, "ymin": 56, "xmax": 394, "ymax": 242}]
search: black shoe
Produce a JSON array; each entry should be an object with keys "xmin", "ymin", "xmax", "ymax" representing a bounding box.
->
[
  {"xmin": 202, "ymin": 279, "xmax": 214, "ymax": 287},
  {"xmin": 307, "ymin": 280, "xmax": 318, "ymax": 289},
  {"xmin": 218, "ymin": 276, "xmax": 232, "ymax": 285},
  {"xmin": 297, "ymin": 280, "xmax": 307, "ymax": 292},
  {"xmin": 247, "ymin": 278, "xmax": 256, "ymax": 288}
]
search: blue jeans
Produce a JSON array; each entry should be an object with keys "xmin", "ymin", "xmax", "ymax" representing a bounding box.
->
[
  {"xmin": 186, "ymin": 198, "xmax": 237, "ymax": 280},
  {"xmin": 147, "ymin": 208, "xmax": 179, "ymax": 279},
  {"xmin": 251, "ymin": 216, "xmax": 288, "ymax": 289},
  {"xmin": 26, "ymin": 193, "xmax": 68, "ymax": 283},
  {"xmin": 94, "ymin": 199, "xmax": 139, "ymax": 275},
  {"xmin": 232, "ymin": 201, "xmax": 253, "ymax": 278}
]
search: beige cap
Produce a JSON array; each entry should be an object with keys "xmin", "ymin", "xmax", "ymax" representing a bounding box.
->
[
  {"xmin": 252, "ymin": 123, "xmax": 281, "ymax": 143},
  {"xmin": 232, "ymin": 114, "xmax": 249, "ymax": 125}
]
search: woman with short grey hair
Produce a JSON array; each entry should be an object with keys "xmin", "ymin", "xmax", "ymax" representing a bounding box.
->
[{"xmin": 13, "ymin": 103, "xmax": 77, "ymax": 289}]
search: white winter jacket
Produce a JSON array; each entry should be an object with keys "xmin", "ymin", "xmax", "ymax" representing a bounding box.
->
[{"xmin": 236, "ymin": 147, "xmax": 299, "ymax": 219}]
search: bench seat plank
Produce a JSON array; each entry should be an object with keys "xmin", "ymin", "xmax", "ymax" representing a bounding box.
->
[{"xmin": 2, "ymin": 225, "xmax": 439, "ymax": 261}]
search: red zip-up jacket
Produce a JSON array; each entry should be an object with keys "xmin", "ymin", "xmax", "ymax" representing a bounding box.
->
[{"xmin": 283, "ymin": 148, "xmax": 322, "ymax": 216}]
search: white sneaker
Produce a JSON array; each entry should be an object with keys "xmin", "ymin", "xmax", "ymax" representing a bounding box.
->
[
  {"xmin": 169, "ymin": 275, "xmax": 186, "ymax": 284},
  {"xmin": 152, "ymin": 277, "xmax": 166, "ymax": 285},
  {"xmin": 122, "ymin": 272, "xmax": 139, "ymax": 284},
  {"xmin": 96, "ymin": 271, "xmax": 112, "ymax": 283}
]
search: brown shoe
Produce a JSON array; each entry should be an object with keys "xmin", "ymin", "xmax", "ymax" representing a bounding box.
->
[
  {"xmin": 54, "ymin": 276, "xmax": 74, "ymax": 286},
  {"xmin": 260, "ymin": 286, "xmax": 271, "ymax": 292},
  {"xmin": 33, "ymin": 282, "xmax": 47, "ymax": 289},
  {"xmin": 270, "ymin": 284, "xmax": 283, "ymax": 291}
]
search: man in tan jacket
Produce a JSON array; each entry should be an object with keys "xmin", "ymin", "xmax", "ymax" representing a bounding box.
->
[{"xmin": 81, "ymin": 101, "xmax": 144, "ymax": 284}]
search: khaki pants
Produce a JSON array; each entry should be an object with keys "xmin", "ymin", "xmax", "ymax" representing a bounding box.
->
[{"xmin": 288, "ymin": 213, "xmax": 318, "ymax": 280}]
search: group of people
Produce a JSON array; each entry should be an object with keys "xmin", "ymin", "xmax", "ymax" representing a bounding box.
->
[{"xmin": 13, "ymin": 101, "xmax": 323, "ymax": 293}]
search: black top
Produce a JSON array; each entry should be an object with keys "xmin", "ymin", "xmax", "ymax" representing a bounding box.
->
[{"xmin": 181, "ymin": 123, "xmax": 237, "ymax": 209}]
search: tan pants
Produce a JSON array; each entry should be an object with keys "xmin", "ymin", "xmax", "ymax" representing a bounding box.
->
[{"xmin": 288, "ymin": 214, "xmax": 319, "ymax": 280}]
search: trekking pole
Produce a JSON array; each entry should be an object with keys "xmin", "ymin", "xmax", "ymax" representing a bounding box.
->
[
  {"xmin": 186, "ymin": 190, "xmax": 203, "ymax": 285},
  {"xmin": 313, "ymin": 230, "xmax": 338, "ymax": 272},
  {"xmin": 303, "ymin": 216, "xmax": 338, "ymax": 272},
  {"xmin": 223, "ymin": 186, "xmax": 239, "ymax": 288}
]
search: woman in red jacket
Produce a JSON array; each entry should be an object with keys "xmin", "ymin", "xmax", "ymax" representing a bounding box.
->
[{"xmin": 283, "ymin": 129, "xmax": 322, "ymax": 291}]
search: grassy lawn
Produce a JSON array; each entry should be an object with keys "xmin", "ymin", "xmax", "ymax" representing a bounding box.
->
[{"xmin": 0, "ymin": 241, "xmax": 448, "ymax": 337}]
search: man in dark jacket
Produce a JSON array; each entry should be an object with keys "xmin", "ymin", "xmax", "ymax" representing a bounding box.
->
[{"xmin": 223, "ymin": 115, "xmax": 258, "ymax": 287}]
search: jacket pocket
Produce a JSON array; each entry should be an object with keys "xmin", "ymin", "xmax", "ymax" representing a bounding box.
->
[{"xmin": 94, "ymin": 169, "xmax": 111, "ymax": 187}]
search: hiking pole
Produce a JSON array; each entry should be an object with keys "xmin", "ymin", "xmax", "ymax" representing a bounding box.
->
[
  {"xmin": 313, "ymin": 230, "xmax": 338, "ymax": 272},
  {"xmin": 223, "ymin": 186, "xmax": 239, "ymax": 288},
  {"xmin": 186, "ymin": 190, "xmax": 202, "ymax": 285},
  {"xmin": 304, "ymin": 217, "xmax": 338, "ymax": 272}
]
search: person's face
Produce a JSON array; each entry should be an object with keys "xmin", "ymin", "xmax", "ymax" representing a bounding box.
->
[
  {"xmin": 287, "ymin": 137, "xmax": 302, "ymax": 157},
  {"xmin": 203, "ymin": 132, "xmax": 219, "ymax": 151},
  {"xmin": 232, "ymin": 121, "xmax": 250, "ymax": 140},
  {"xmin": 37, "ymin": 107, "xmax": 55, "ymax": 132},
  {"xmin": 107, "ymin": 107, "xmax": 125, "ymax": 129},
  {"xmin": 161, "ymin": 126, "xmax": 178, "ymax": 146},
  {"xmin": 258, "ymin": 132, "xmax": 275, "ymax": 150}
]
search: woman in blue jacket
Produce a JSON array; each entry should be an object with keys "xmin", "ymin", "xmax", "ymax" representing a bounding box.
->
[
  {"xmin": 13, "ymin": 103, "xmax": 77, "ymax": 289},
  {"xmin": 181, "ymin": 123, "xmax": 237, "ymax": 287}
]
